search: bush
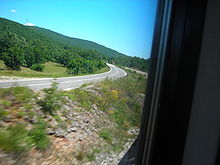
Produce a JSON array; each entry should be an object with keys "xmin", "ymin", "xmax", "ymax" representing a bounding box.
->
[
  {"xmin": 38, "ymin": 82, "xmax": 61, "ymax": 115},
  {"xmin": 96, "ymin": 71, "xmax": 146, "ymax": 128},
  {"xmin": 31, "ymin": 63, "xmax": 44, "ymax": 72},
  {"xmin": 0, "ymin": 124, "xmax": 32, "ymax": 154},
  {"xmin": 0, "ymin": 122, "xmax": 50, "ymax": 153},
  {"xmin": 67, "ymin": 58, "xmax": 96, "ymax": 75},
  {"xmin": 0, "ymin": 108, "xmax": 8, "ymax": 119},
  {"xmin": 29, "ymin": 123, "xmax": 50, "ymax": 150},
  {"xmin": 0, "ymin": 86, "xmax": 33, "ymax": 104}
]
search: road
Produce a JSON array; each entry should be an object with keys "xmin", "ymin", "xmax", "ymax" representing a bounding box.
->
[{"xmin": 0, "ymin": 64, "xmax": 127, "ymax": 91}]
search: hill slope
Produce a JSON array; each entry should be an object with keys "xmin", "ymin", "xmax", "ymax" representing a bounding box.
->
[
  {"xmin": 29, "ymin": 26, "xmax": 125, "ymax": 58},
  {"xmin": 0, "ymin": 17, "xmax": 149, "ymax": 72}
]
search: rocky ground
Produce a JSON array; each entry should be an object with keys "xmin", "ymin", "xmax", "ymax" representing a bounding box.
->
[{"xmin": 0, "ymin": 84, "xmax": 141, "ymax": 165}]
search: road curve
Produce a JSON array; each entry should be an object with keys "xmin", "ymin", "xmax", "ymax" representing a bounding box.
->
[{"xmin": 0, "ymin": 64, "xmax": 127, "ymax": 91}]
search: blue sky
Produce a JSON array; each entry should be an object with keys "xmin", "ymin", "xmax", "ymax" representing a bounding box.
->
[{"xmin": 0, "ymin": 0, "xmax": 158, "ymax": 58}]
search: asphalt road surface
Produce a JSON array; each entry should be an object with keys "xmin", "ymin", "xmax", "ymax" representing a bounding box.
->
[{"xmin": 0, "ymin": 64, "xmax": 127, "ymax": 91}]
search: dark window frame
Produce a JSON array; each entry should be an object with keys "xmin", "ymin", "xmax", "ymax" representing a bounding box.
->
[{"xmin": 135, "ymin": 0, "xmax": 208, "ymax": 165}]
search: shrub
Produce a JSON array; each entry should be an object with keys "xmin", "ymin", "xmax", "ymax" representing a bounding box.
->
[
  {"xmin": 38, "ymin": 82, "xmax": 61, "ymax": 115},
  {"xmin": 0, "ymin": 124, "xmax": 32, "ymax": 154},
  {"xmin": 12, "ymin": 86, "xmax": 33, "ymax": 103},
  {"xmin": 0, "ymin": 108, "xmax": 8, "ymax": 119},
  {"xmin": 31, "ymin": 63, "xmax": 44, "ymax": 72},
  {"xmin": 29, "ymin": 123, "xmax": 50, "ymax": 150},
  {"xmin": 0, "ymin": 86, "xmax": 33, "ymax": 104}
]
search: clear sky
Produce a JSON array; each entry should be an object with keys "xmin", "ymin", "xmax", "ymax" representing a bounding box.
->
[{"xmin": 0, "ymin": 0, "xmax": 158, "ymax": 58}]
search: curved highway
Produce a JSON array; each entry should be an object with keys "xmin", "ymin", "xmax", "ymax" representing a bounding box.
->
[{"xmin": 0, "ymin": 64, "xmax": 127, "ymax": 91}]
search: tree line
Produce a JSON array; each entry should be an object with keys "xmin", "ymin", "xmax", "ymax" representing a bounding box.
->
[
  {"xmin": 0, "ymin": 32, "xmax": 106, "ymax": 74},
  {"xmin": 0, "ymin": 17, "xmax": 149, "ymax": 73}
]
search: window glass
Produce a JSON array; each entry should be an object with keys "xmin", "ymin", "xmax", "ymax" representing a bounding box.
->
[{"xmin": 0, "ymin": 0, "xmax": 157, "ymax": 164}]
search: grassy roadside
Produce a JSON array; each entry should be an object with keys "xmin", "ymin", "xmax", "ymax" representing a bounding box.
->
[
  {"xmin": 0, "ymin": 60, "xmax": 110, "ymax": 78},
  {"xmin": 62, "ymin": 70, "xmax": 147, "ymax": 151},
  {"xmin": 0, "ymin": 69, "xmax": 147, "ymax": 164}
]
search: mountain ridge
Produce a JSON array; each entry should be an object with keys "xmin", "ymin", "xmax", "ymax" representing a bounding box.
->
[
  {"xmin": 1, "ymin": 17, "xmax": 127, "ymax": 58},
  {"xmin": 0, "ymin": 17, "xmax": 149, "ymax": 72}
]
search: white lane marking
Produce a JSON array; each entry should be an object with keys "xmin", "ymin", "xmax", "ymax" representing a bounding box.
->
[
  {"xmin": 0, "ymin": 65, "xmax": 124, "ymax": 88},
  {"xmin": 0, "ymin": 65, "xmax": 113, "ymax": 87},
  {"xmin": 58, "ymin": 67, "xmax": 118, "ymax": 84},
  {"xmin": 62, "ymin": 88, "xmax": 75, "ymax": 91},
  {"xmin": 28, "ymin": 66, "xmax": 119, "ymax": 86},
  {"xmin": 118, "ymin": 68, "xmax": 127, "ymax": 77},
  {"xmin": 107, "ymin": 67, "xmax": 119, "ymax": 78}
]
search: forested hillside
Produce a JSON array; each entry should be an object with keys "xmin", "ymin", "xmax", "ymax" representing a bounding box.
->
[{"xmin": 0, "ymin": 18, "xmax": 149, "ymax": 73}]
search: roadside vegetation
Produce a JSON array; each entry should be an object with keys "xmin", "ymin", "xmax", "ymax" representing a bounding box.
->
[
  {"xmin": 0, "ymin": 15, "xmax": 148, "ymax": 165},
  {"xmin": 0, "ymin": 67, "xmax": 146, "ymax": 164},
  {"xmin": 0, "ymin": 60, "xmax": 110, "ymax": 78},
  {"xmin": 62, "ymin": 70, "xmax": 146, "ymax": 151},
  {"xmin": 0, "ymin": 87, "xmax": 50, "ymax": 155}
]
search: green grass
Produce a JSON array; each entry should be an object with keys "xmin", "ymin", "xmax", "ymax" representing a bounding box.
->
[
  {"xmin": 54, "ymin": 115, "xmax": 62, "ymax": 123},
  {"xmin": 93, "ymin": 66, "xmax": 110, "ymax": 74},
  {"xmin": 0, "ymin": 60, "xmax": 110, "ymax": 78},
  {"xmin": 0, "ymin": 86, "xmax": 33, "ymax": 104},
  {"xmin": 62, "ymin": 88, "xmax": 97, "ymax": 110},
  {"xmin": 0, "ymin": 86, "xmax": 51, "ymax": 152},
  {"xmin": 16, "ymin": 111, "xmax": 26, "ymax": 118},
  {"xmin": 0, "ymin": 124, "xmax": 32, "ymax": 154},
  {"xmin": 28, "ymin": 123, "xmax": 51, "ymax": 150},
  {"xmin": 86, "ymin": 148, "xmax": 101, "ymax": 161},
  {"xmin": 0, "ymin": 87, "xmax": 34, "ymax": 117},
  {"xmin": 37, "ymin": 82, "xmax": 63, "ymax": 115},
  {"xmin": 63, "ymin": 70, "xmax": 146, "ymax": 129},
  {"xmin": 62, "ymin": 70, "xmax": 146, "ymax": 152},
  {"xmin": 0, "ymin": 108, "xmax": 8, "ymax": 119},
  {"xmin": 97, "ymin": 70, "xmax": 146, "ymax": 128},
  {"xmin": 0, "ymin": 68, "xmax": 145, "ymax": 157},
  {"xmin": 99, "ymin": 129, "xmax": 113, "ymax": 143},
  {"xmin": 0, "ymin": 122, "xmax": 50, "ymax": 154}
]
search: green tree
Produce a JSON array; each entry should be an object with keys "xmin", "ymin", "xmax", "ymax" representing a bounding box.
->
[
  {"xmin": 2, "ymin": 47, "xmax": 24, "ymax": 70},
  {"xmin": 83, "ymin": 60, "xmax": 94, "ymax": 73},
  {"xmin": 67, "ymin": 59, "xmax": 81, "ymax": 75},
  {"xmin": 97, "ymin": 60, "xmax": 106, "ymax": 70},
  {"xmin": 23, "ymin": 46, "xmax": 35, "ymax": 67},
  {"xmin": 31, "ymin": 64, "xmax": 45, "ymax": 72}
]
